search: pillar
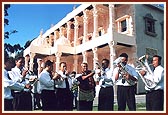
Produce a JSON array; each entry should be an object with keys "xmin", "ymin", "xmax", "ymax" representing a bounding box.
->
[
  {"xmin": 92, "ymin": 47, "xmax": 98, "ymax": 70},
  {"xmin": 37, "ymin": 58, "xmax": 43, "ymax": 76},
  {"xmin": 93, "ymin": 4, "xmax": 99, "ymax": 39},
  {"xmin": 29, "ymin": 53, "xmax": 35, "ymax": 71},
  {"xmin": 83, "ymin": 9, "xmax": 89, "ymax": 43},
  {"xmin": 67, "ymin": 21, "xmax": 72, "ymax": 41},
  {"xmin": 73, "ymin": 55, "xmax": 78, "ymax": 73},
  {"xmin": 24, "ymin": 55, "xmax": 30, "ymax": 70},
  {"xmin": 55, "ymin": 52, "xmax": 62, "ymax": 72},
  {"xmin": 82, "ymin": 51, "xmax": 88, "ymax": 63},
  {"xmin": 74, "ymin": 16, "xmax": 79, "ymax": 46}
]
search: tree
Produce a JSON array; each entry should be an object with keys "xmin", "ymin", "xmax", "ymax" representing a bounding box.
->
[
  {"xmin": 4, "ymin": 4, "xmax": 23, "ymax": 58},
  {"xmin": 4, "ymin": 4, "xmax": 18, "ymax": 39}
]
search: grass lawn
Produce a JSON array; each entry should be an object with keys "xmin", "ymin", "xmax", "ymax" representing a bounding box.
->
[
  {"xmin": 92, "ymin": 103, "xmax": 146, "ymax": 111},
  {"xmin": 34, "ymin": 103, "xmax": 146, "ymax": 111}
]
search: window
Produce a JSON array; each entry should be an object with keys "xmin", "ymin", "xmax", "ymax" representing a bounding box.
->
[
  {"xmin": 145, "ymin": 47, "xmax": 158, "ymax": 64},
  {"xmin": 144, "ymin": 13, "xmax": 157, "ymax": 37},
  {"xmin": 121, "ymin": 20, "xmax": 127, "ymax": 32},
  {"xmin": 115, "ymin": 15, "xmax": 132, "ymax": 35},
  {"xmin": 160, "ymin": 21, "xmax": 164, "ymax": 40}
]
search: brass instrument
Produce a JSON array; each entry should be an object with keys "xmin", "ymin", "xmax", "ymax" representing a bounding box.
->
[
  {"xmin": 52, "ymin": 70, "xmax": 69, "ymax": 81},
  {"xmin": 113, "ymin": 57, "xmax": 137, "ymax": 85},
  {"xmin": 95, "ymin": 62, "xmax": 114, "ymax": 86},
  {"xmin": 95, "ymin": 62, "xmax": 106, "ymax": 76},
  {"xmin": 135, "ymin": 55, "xmax": 157, "ymax": 89}
]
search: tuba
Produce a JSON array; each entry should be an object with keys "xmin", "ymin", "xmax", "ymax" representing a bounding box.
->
[
  {"xmin": 135, "ymin": 55, "xmax": 157, "ymax": 89},
  {"xmin": 113, "ymin": 57, "xmax": 137, "ymax": 85}
]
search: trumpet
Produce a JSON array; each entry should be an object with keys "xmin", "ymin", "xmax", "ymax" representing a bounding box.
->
[
  {"xmin": 95, "ymin": 62, "xmax": 114, "ymax": 86},
  {"xmin": 113, "ymin": 57, "xmax": 137, "ymax": 85},
  {"xmin": 52, "ymin": 70, "xmax": 69, "ymax": 81},
  {"xmin": 135, "ymin": 55, "xmax": 157, "ymax": 89},
  {"xmin": 95, "ymin": 62, "xmax": 106, "ymax": 76}
]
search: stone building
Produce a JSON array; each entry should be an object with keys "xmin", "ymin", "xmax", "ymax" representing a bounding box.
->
[{"xmin": 24, "ymin": 3, "xmax": 164, "ymax": 94}]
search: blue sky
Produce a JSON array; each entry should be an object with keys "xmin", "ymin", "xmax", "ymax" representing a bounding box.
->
[{"xmin": 4, "ymin": 3, "xmax": 81, "ymax": 47}]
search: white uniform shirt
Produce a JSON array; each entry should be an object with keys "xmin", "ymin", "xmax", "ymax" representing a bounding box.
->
[
  {"xmin": 98, "ymin": 68, "xmax": 115, "ymax": 88},
  {"xmin": 145, "ymin": 65, "xmax": 164, "ymax": 91},
  {"xmin": 114, "ymin": 64, "xmax": 139, "ymax": 86},
  {"xmin": 4, "ymin": 69, "xmax": 25, "ymax": 99},
  {"xmin": 55, "ymin": 70, "xmax": 72, "ymax": 89},
  {"xmin": 9, "ymin": 66, "xmax": 27, "ymax": 84},
  {"xmin": 38, "ymin": 70, "xmax": 55, "ymax": 91}
]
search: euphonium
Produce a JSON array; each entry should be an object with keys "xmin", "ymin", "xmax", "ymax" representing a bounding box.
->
[
  {"xmin": 135, "ymin": 55, "xmax": 157, "ymax": 89},
  {"xmin": 113, "ymin": 57, "xmax": 137, "ymax": 85}
]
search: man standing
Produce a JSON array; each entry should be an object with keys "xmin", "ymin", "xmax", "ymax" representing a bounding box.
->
[
  {"xmin": 4, "ymin": 57, "xmax": 30, "ymax": 111},
  {"xmin": 38, "ymin": 60, "xmax": 58, "ymax": 111},
  {"xmin": 113, "ymin": 53, "xmax": 138, "ymax": 111},
  {"xmin": 9, "ymin": 56, "xmax": 32, "ymax": 111},
  {"xmin": 139, "ymin": 55, "xmax": 164, "ymax": 111},
  {"xmin": 55, "ymin": 62, "xmax": 73, "ymax": 111},
  {"xmin": 77, "ymin": 62, "xmax": 96, "ymax": 111},
  {"xmin": 97, "ymin": 59, "xmax": 115, "ymax": 111}
]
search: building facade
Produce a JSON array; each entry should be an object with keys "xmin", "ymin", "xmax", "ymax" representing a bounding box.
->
[{"xmin": 23, "ymin": 3, "xmax": 164, "ymax": 94}]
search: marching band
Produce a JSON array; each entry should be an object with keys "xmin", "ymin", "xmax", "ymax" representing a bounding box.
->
[{"xmin": 3, "ymin": 53, "xmax": 164, "ymax": 111}]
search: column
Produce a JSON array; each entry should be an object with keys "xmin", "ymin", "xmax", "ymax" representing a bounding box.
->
[
  {"xmin": 55, "ymin": 52, "xmax": 62, "ymax": 72},
  {"xmin": 82, "ymin": 51, "xmax": 88, "ymax": 63},
  {"xmin": 73, "ymin": 55, "xmax": 78, "ymax": 73},
  {"xmin": 49, "ymin": 33, "xmax": 54, "ymax": 47},
  {"xmin": 93, "ymin": 4, "xmax": 99, "ymax": 39},
  {"xmin": 24, "ymin": 55, "xmax": 30, "ymax": 70},
  {"xmin": 67, "ymin": 21, "xmax": 72, "ymax": 41},
  {"xmin": 29, "ymin": 53, "xmax": 35, "ymax": 71},
  {"xmin": 92, "ymin": 47, "xmax": 98, "ymax": 70},
  {"xmin": 83, "ymin": 9, "xmax": 89, "ymax": 43},
  {"xmin": 37, "ymin": 58, "xmax": 43, "ymax": 76},
  {"xmin": 108, "ymin": 41, "xmax": 116, "ymax": 70},
  {"xmin": 108, "ymin": 40, "xmax": 117, "ymax": 98},
  {"xmin": 74, "ymin": 16, "xmax": 79, "ymax": 46},
  {"xmin": 54, "ymin": 30, "xmax": 60, "ymax": 47},
  {"xmin": 59, "ymin": 26, "xmax": 65, "ymax": 37},
  {"xmin": 108, "ymin": 4, "xmax": 115, "ymax": 34},
  {"xmin": 54, "ymin": 30, "xmax": 60, "ymax": 40}
]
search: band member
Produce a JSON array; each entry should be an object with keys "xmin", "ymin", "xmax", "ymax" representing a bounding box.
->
[
  {"xmin": 77, "ymin": 62, "xmax": 96, "ymax": 111},
  {"xmin": 113, "ymin": 53, "xmax": 139, "ymax": 111},
  {"xmin": 4, "ymin": 57, "xmax": 30, "ymax": 111},
  {"xmin": 38, "ymin": 60, "xmax": 58, "ymax": 111},
  {"xmin": 55, "ymin": 62, "xmax": 73, "ymax": 111},
  {"xmin": 96, "ymin": 59, "xmax": 115, "ymax": 111},
  {"xmin": 8, "ymin": 56, "xmax": 32, "ymax": 111},
  {"xmin": 70, "ymin": 71, "xmax": 80, "ymax": 109},
  {"xmin": 139, "ymin": 55, "xmax": 164, "ymax": 111}
]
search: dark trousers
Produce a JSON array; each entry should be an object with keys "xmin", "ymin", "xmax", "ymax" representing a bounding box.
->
[
  {"xmin": 146, "ymin": 89, "xmax": 164, "ymax": 111},
  {"xmin": 117, "ymin": 85, "xmax": 136, "ymax": 111},
  {"xmin": 78, "ymin": 100, "xmax": 93, "ymax": 111},
  {"xmin": 33, "ymin": 93, "xmax": 42, "ymax": 109},
  {"xmin": 98, "ymin": 86, "xmax": 114, "ymax": 111},
  {"xmin": 4, "ymin": 99, "xmax": 13, "ymax": 111},
  {"xmin": 56, "ymin": 88, "xmax": 73, "ymax": 111},
  {"xmin": 41, "ymin": 90, "xmax": 57, "ymax": 111},
  {"xmin": 13, "ymin": 91, "xmax": 32, "ymax": 111}
]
